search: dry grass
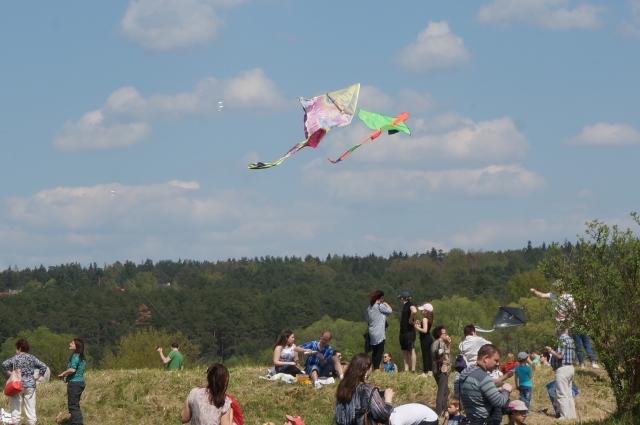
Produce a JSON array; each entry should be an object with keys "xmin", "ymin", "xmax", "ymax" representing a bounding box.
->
[{"xmin": 5, "ymin": 365, "xmax": 618, "ymax": 424}]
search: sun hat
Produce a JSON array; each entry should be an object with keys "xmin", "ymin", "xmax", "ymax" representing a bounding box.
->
[
  {"xmin": 508, "ymin": 400, "xmax": 528, "ymax": 411},
  {"xmin": 417, "ymin": 303, "xmax": 433, "ymax": 312},
  {"xmin": 517, "ymin": 352, "xmax": 529, "ymax": 360},
  {"xmin": 397, "ymin": 291, "xmax": 411, "ymax": 299},
  {"xmin": 285, "ymin": 415, "xmax": 305, "ymax": 425}
]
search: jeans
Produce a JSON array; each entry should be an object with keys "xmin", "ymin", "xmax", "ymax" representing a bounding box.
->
[
  {"xmin": 519, "ymin": 386, "xmax": 532, "ymax": 412},
  {"xmin": 572, "ymin": 333, "xmax": 595, "ymax": 365},
  {"xmin": 68, "ymin": 381, "xmax": 86, "ymax": 425}
]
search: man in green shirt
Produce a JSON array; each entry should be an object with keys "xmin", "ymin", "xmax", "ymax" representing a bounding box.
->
[{"xmin": 157, "ymin": 343, "xmax": 184, "ymax": 371}]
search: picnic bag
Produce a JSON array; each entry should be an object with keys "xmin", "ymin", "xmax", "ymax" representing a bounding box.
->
[{"xmin": 4, "ymin": 358, "xmax": 22, "ymax": 397}]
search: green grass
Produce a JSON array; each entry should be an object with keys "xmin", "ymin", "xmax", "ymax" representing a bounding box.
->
[{"xmin": 17, "ymin": 365, "xmax": 624, "ymax": 424}]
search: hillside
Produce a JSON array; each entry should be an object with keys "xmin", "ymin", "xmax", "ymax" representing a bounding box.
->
[{"xmin": 27, "ymin": 365, "xmax": 617, "ymax": 425}]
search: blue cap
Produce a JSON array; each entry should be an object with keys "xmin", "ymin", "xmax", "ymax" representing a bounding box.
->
[{"xmin": 397, "ymin": 291, "xmax": 411, "ymax": 299}]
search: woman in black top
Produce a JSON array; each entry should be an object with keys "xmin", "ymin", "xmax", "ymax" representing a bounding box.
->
[{"xmin": 415, "ymin": 303, "xmax": 434, "ymax": 377}]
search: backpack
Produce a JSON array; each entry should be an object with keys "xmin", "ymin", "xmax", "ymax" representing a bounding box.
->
[
  {"xmin": 226, "ymin": 394, "xmax": 243, "ymax": 425},
  {"xmin": 454, "ymin": 354, "xmax": 467, "ymax": 372}
]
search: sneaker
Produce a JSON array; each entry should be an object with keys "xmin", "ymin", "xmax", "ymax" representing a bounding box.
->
[
  {"xmin": 314, "ymin": 381, "xmax": 322, "ymax": 389},
  {"xmin": 419, "ymin": 373, "xmax": 428, "ymax": 378},
  {"xmin": 427, "ymin": 371, "xmax": 433, "ymax": 377},
  {"xmin": 579, "ymin": 364, "xmax": 585, "ymax": 368},
  {"xmin": 592, "ymin": 363, "xmax": 600, "ymax": 369}
]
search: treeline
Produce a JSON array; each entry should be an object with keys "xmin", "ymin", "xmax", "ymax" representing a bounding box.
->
[{"xmin": 0, "ymin": 242, "xmax": 566, "ymax": 365}]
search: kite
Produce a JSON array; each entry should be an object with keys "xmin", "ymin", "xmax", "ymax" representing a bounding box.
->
[
  {"xmin": 249, "ymin": 83, "xmax": 360, "ymax": 169},
  {"xmin": 328, "ymin": 110, "xmax": 411, "ymax": 164},
  {"xmin": 475, "ymin": 306, "xmax": 527, "ymax": 332}
]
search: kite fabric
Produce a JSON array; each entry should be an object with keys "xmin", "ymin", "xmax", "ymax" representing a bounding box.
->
[
  {"xmin": 248, "ymin": 83, "xmax": 360, "ymax": 169},
  {"xmin": 474, "ymin": 307, "xmax": 527, "ymax": 333},
  {"xmin": 328, "ymin": 110, "xmax": 410, "ymax": 164}
]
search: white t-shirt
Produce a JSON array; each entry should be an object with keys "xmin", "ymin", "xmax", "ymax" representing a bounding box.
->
[
  {"xmin": 390, "ymin": 404, "xmax": 438, "ymax": 425},
  {"xmin": 548, "ymin": 293, "xmax": 575, "ymax": 322}
]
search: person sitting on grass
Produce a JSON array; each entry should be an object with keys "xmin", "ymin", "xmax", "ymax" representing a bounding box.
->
[
  {"xmin": 381, "ymin": 353, "xmax": 398, "ymax": 373},
  {"xmin": 514, "ymin": 352, "xmax": 533, "ymax": 416},
  {"xmin": 181, "ymin": 363, "xmax": 233, "ymax": 425},
  {"xmin": 529, "ymin": 350, "xmax": 540, "ymax": 367},
  {"xmin": 266, "ymin": 414, "xmax": 306, "ymax": 425},
  {"xmin": 296, "ymin": 331, "xmax": 343, "ymax": 389},
  {"xmin": 505, "ymin": 400, "xmax": 529, "ymax": 425},
  {"xmin": 335, "ymin": 353, "xmax": 394, "ymax": 425},
  {"xmin": 443, "ymin": 397, "xmax": 465, "ymax": 425},
  {"xmin": 272, "ymin": 331, "xmax": 303, "ymax": 376}
]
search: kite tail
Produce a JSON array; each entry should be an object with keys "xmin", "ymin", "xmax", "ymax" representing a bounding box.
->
[
  {"xmin": 249, "ymin": 129, "xmax": 329, "ymax": 169},
  {"xmin": 328, "ymin": 130, "xmax": 381, "ymax": 164}
]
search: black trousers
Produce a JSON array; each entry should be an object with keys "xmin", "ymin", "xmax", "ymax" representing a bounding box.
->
[
  {"xmin": 371, "ymin": 340, "xmax": 385, "ymax": 370},
  {"xmin": 419, "ymin": 333, "xmax": 433, "ymax": 373},
  {"xmin": 67, "ymin": 381, "xmax": 86, "ymax": 425},
  {"xmin": 278, "ymin": 365, "xmax": 303, "ymax": 376}
]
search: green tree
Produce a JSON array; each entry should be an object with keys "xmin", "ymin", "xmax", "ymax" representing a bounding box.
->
[
  {"xmin": 125, "ymin": 272, "xmax": 157, "ymax": 293},
  {"xmin": 540, "ymin": 215, "xmax": 640, "ymax": 418},
  {"xmin": 505, "ymin": 270, "xmax": 550, "ymax": 303},
  {"xmin": 101, "ymin": 327, "xmax": 200, "ymax": 370}
]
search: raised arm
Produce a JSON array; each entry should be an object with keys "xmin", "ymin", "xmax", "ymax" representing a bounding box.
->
[{"xmin": 530, "ymin": 288, "xmax": 551, "ymax": 299}]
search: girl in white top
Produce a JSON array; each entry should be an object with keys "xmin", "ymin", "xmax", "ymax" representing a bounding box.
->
[{"xmin": 273, "ymin": 331, "xmax": 303, "ymax": 376}]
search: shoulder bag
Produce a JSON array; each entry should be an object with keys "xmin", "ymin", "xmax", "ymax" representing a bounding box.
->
[{"xmin": 4, "ymin": 358, "xmax": 23, "ymax": 397}]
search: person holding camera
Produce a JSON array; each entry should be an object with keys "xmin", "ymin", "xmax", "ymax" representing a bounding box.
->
[
  {"xmin": 157, "ymin": 342, "xmax": 184, "ymax": 371},
  {"xmin": 431, "ymin": 326, "xmax": 451, "ymax": 416}
]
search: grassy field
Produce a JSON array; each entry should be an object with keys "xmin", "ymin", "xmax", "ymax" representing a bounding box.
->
[{"xmin": 8, "ymin": 365, "xmax": 624, "ymax": 424}]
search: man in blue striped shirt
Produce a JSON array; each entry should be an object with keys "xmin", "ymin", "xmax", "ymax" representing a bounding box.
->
[
  {"xmin": 545, "ymin": 328, "xmax": 577, "ymax": 419},
  {"xmin": 456, "ymin": 344, "xmax": 512, "ymax": 425}
]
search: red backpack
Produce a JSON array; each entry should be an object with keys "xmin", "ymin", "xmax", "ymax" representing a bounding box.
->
[{"xmin": 226, "ymin": 394, "xmax": 243, "ymax": 425}]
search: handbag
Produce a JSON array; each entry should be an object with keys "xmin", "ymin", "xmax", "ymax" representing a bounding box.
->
[{"xmin": 4, "ymin": 358, "xmax": 22, "ymax": 397}]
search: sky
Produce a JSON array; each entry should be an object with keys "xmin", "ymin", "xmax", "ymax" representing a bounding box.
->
[{"xmin": 1, "ymin": 0, "xmax": 640, "ymax": 268}]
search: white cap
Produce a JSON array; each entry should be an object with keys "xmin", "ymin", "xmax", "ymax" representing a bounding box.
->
[{"xmin": 417, "ymin": 303, "xmax": 433, "ymax": 312}]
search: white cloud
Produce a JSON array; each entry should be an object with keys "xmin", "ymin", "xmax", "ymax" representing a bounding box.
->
[
  {"xmin": 322, "ymin": 115, "xmax": 530, "ymax": 164},
  {"xmin": 304, "ymin": 161, "xmax": 546, "ymax": 201},
  {"xmin": 565, "ymin": 122, "xmax": 640, "ymax": 146},
  {"xmin": 477, "ymin": 0, "xmax": 607, "ymax": 30},
  {"xmin": 54, "ymin": 69, "xmax": 290, "ymax": 151},
  {"xmin": 619, "ymin": 0, "xmax": 640, "ymax": 38},
  {"xmin": 358, "ymin": 85, "xmax": 394, "ymax": 112},
  {"xmin": 121, "ymin": 0, "xmax": 224, "ymax": 51},
  {"xmin": 2, "ymin": 181, "xmax": 346, "ymax": 266},
  {"xmin": 397, "ymin": 21, "xmax": 471, "ymax": 73}
]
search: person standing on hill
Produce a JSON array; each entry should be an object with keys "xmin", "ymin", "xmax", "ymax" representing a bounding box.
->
[
  {"xmin": 458, "ymin": 324, "xmax": 492, "ymax": 367},
  {"xmin": 398, "ymin": 292, "xmax": 417, "ymax": 372},
  {"xmin": 366, "ymin": 290, "xmax": 393, "ymax": 371},
  {"xmin": 530, "ymin": 287, "xmax": 598, "ymax": 369},
  {"xmin": 545, "ymin": 328, "xmax": 577, "ymax": 420},
  {"xmin": 431, "ymin": 325, "xmax": 451, "ymax": 416},
  {"xmin": 456, "ymin": 344, "xmax": 512, "ymax": 425},
  {"xmin": 1, "ymin": 339, "xmax": 48, "ymax": 425},
  {"xmin": 415, "ymin": 303, "xmax": 434, "ymax": 377},
  {"xmin": 158, "ymin": 343, "xmax": 184, "ymax": 371},
  {"xmin": 58, "ymin": 339, "xmax": 87, "ymax": 425}
]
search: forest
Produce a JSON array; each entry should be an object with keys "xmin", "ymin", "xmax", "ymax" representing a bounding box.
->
[{"xmin": 0, "ymin": 241, "xmax": 573, "ymax": 368}]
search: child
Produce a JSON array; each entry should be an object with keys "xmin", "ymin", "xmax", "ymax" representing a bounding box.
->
[
  {"xmin": 443, "ymin": 397, "xmax": 465, "ymax": 425},
  {"xmin": 381, "ymin": 353, "xmax": 398, "ymax": 373},
  {"xmin": 529, "ymin": 349, "xmax": 540, "ymax": 367},
  {"xmin": 501, "ymin": 353, "xmax": 518, "ymax": 374},
  {"xmin": 505, "ymin": 400, "xmax": 528, "ymax": 425},
  {"xmin": 514, "ymin": 352, "xmax": 533, "ymax": 415}
]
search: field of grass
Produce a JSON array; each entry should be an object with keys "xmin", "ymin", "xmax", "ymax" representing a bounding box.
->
[{"xmin": 5, "ymin": 364, "xmax": 624, "ymax": 424}]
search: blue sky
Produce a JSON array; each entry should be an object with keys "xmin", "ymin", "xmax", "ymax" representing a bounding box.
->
[{"xmin": 1, "ymin": 0, "xmax": 640, "ymax": 268}]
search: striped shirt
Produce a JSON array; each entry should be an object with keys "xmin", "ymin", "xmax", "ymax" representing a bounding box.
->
[
  {"xmin": 456, "ymin": 365, "xmax": 510, "ymax": 421},
  {"xmin": 551, "ymin": 333, "xmax": 575, "ymax": 369}
]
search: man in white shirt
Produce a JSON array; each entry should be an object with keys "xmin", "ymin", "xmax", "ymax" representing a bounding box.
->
[{"xmin": 458, "ymin": 324, "xmax": 492, "ymax": 366}]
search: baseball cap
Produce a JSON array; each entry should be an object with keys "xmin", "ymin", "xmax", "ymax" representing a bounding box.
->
[
  {"xmin": 517, "ymin": 352, "xmax": 529, "ymax": 360},
  {"xmin": 508, "ymin": 400, "xmax": 528, "ymax": 411},
  {"xmin": 397, "ymin": 291, "xmax": 411, "ymax": 299},
  {"xmin": 417, "ymin": 303, "xmax": 433, "ymax": 312},
  {"xmin": 285, "ymin": 416, "xmax": 305, "ymax": 425}
]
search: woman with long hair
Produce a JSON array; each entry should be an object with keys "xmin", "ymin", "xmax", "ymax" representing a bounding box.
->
[
  {"xmin": 58, "ymin": 339, "xmax": 87, "ymax": 425},
  {"xmin": 366, "ymin": 290, "xmax": 392, "ymax": 371},
  {"xmin": 1, "ymin": 339, "xmax": 48, "ymax": 425},
  {"xmin": 431, "ymin": 326, "xmax": 451, "ymax": 416},
  {"xmin": 415, "ymin": 303, "xmax": 434, "ymax": 378},
  {"xmin": 181, "ymin": 363, "xmax": 233, "ymax": 425},
  {"xmin": 335, "ymin": 353, "xmax": 393, "ymax": 425},
  {"xmin": 272, "ymin": 331, "xmax": 303, "ymax": 376}
]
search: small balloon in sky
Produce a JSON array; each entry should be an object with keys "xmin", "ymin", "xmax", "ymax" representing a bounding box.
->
[{"xmin": 216, "ymin": 99, "xmax": 225, "ymax": 112}]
